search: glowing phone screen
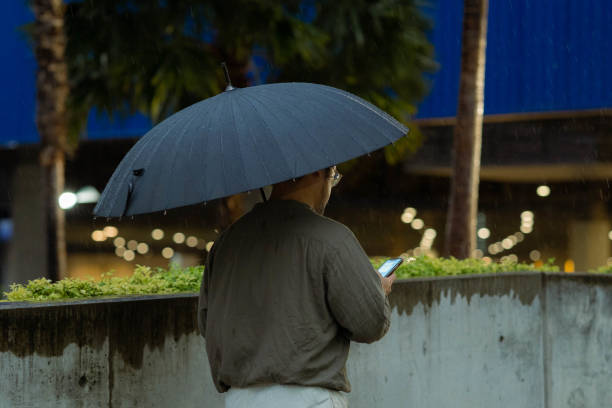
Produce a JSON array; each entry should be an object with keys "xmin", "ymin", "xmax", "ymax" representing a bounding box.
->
[{"xmin": 378, "ymin": 258, "xmax": 402, "ymax": 277}]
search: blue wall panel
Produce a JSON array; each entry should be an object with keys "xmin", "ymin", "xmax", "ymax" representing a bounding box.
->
[
  {"xmin": 0, "ymin": 1, "xmax": 38, "ymax": 147},
  {"xmin": 85, "ymin": 109, "xmax": 152, "ymax": 141},
  {"xmin": 2, "ymin": 0, "xmax": 611, "ymax": 147},
  {"xmin": 416, "ymin": 0, "xmax": 612, "ymax": 118}
]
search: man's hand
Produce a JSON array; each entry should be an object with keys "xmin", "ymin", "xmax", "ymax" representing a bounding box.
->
[{"xmin": 380, "ymin": 273, "xmax": 396, "ymax": 296}]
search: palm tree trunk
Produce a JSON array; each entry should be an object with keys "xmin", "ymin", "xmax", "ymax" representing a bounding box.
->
[
  {"xmin": 32, "ymin": 0, "xmax": 69, "ymax": 281},
  {"xmin": 444, "ymin": 0, "xmax": 488, "ymax": 258}
]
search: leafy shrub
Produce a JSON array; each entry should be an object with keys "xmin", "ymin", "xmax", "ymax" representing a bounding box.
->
[
  {"xmin": 371, "ymin": 256, "xmax": 559, "ymax": 279},
  {"xmin": 2, "ymin": 264, "xmax": 203, "ymax": 302},
  {"xmin": 0, "ymin": 256, "xmax": 569, "ymax": 302},
  {"xmin": 588, "ymin": 265, "xmax": 612, "ymax": 274}
]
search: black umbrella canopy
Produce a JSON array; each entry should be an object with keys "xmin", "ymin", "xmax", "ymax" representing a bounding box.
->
[{"xmin": 93, "ymin": 82, "xmax": 408, "ymax": 217}]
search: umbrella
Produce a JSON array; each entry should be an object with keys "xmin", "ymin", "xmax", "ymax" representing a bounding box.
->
[{"xmin": 93, "ymin": 82, "xmax": 408, "ymax": 218}]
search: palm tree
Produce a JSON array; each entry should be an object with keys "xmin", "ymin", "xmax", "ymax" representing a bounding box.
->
[
  {"xmin": 444, "ymin": 0, "xmax": 488, "ymax": 258},
  {"xmin": 32, "ymin": 0, "xmax": 69, "ymax": 280}
]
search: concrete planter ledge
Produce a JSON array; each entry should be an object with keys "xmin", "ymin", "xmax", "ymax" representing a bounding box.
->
[{"xmin": 1, "ymin": 272, "xmax": 611, "ymax": 407}]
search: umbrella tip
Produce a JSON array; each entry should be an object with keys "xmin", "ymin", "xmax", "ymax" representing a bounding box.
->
[{"xmin": 221, "ymin": 62, "xmax": 235, "ymax": 91}]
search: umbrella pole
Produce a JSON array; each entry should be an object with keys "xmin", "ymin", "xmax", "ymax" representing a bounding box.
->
[{"xmin": 259, "ymin": 188, "xmax": 267, "ymax": 202}]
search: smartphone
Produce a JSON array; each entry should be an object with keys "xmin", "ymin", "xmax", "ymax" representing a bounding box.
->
[{"xmin": 377, "ymin": 258, "xmax": 403, "ymax": 277}]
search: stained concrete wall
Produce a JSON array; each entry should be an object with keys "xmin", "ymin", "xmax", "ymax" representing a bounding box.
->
[{"xmin": 1, "ymin": 273, "xmax": 611, "ymax": 408}]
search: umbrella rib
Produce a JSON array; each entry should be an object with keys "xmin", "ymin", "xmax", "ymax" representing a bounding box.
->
[
  {"xmin": 234, "ymin": 91, "xmax": 292, "ymax": 182},
  {"xmin": 272, "ymin": 85, "xmax": 375, "ymax": 156},
  {"xmin": 226, "ymin": 93, "xmax": 251, "ymax": 195},
  {"xmin": 302, "ymin": 85, "xmax": 406, "ymax": 150},
  {"xmin": 203, "ymin": 93, "xmax": 238, "ymax": 201},
  {"xmin": 159, "ymin": 106, "xmax": 201, "ymax": 211},
  {"xmin": 197, "ymin": 97, "xmax": 225, "ymax": 201},
  {"xmin": 250, "ymin": 88, "xmax": 334, "ymax": 177},
  {"xmin": 143, "ymin": 103, "xmax": 213, "ymax": 211},
  {"xmin": 317, "ymin": 85, "xmax": 408, "ymax": 136},
  {"xmin": 250, "ymin": 89, "xmax": 329, "ymax": 177}
]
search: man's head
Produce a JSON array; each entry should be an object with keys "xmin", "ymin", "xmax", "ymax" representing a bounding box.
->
[{"xmin": 270, "ymin": 166, "xmax": 342, "ymax": 214}]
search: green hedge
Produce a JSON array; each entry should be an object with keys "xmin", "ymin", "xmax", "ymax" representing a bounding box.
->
[
  {"xmin": 371, "ymin": 256, "xmax": 559, "ymax": 278},
  {"xmin": 0, "ymin": 256, "xmax": 573, "ymax": 302},
  {"xmin": 2, "ymin": 265, "xmax": 203, "ymax": 302}
]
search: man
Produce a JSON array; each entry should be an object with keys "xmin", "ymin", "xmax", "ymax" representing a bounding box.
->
[{"xmin": 198, "ymin": 166, "xmax": 396, "ymax": 408}]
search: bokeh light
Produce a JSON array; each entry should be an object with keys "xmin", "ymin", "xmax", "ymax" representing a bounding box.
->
[
  {"xmin": 136, "ymin": 242, "xmax": 149, "ymax": 254},
  {"xmin": 423, "ymin": 228, "xmax": 437, "ymax": 240},
  {"xmin": 186, "ymin": 236, "xmax": 198, "ymax": 247},
  {"xmin": 401, "ymin": 212, "xmax": 414, "ymax": 224},
  {"xmin": 123, "ymin": 250, "xmax": 135, "ymax": 261},
  {"xmin": 59, "ymin": 192, "xmax": 78, "ymax": 210},
  {"xmin": 151, "ymin": 229, "xmax": 164, "ymax": 240},
  {"xmin": 91, "ymin": 230, "xmax": 106, "ymax": 242},
  {"xmin": 103, "ymin": 226, "xmax": 118, "ymax": 238},
  {"xmin": 411, "ymin": 218, "xmax": 424, "ymax": 230},
  {"xmin": 113, "ymin": 237, "xmax": 126, "ymax": 247},
  {"xmin": 536, "ymin": 185, "xmax": 551, "ymax": 197},
  {"xmin": 173, "ymin": 232, "xmax": 186, "ymax": 244},
  {"xmin": 477, "ymin": 227, "xmax": 490, "ymax": 239},
  {"xmin": 162, "ymin": 247, "xmax": 174, "ymax": 259}
]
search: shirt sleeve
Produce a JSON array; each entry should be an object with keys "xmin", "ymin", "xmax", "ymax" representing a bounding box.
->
[
  {"xmin": 324, "ymin": 229, "xmax": 391, "ymax": 344},
  {"xmin": 198, "ymin": 243, "xmax": 215, "ymax": 338}
]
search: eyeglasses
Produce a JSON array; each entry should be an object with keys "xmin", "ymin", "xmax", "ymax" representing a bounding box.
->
[{"xmin": 331, "ymin": 170, "xmax": 343, "ymax": 188}]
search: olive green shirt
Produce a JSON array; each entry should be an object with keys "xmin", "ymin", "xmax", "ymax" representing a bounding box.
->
[{"xmin": 198, "ymin": 199, "xmax": 390, "ymax": 393}]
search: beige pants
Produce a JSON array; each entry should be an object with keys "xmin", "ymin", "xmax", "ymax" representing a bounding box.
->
[{"xmin": 225, "ymin": 384, "xmax": 349, "ymax": 408}]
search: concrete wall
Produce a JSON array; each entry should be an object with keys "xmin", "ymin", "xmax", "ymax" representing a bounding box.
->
[{"xmin": 1, "ymin": 273, "xmax": 611, "ymax": 408}]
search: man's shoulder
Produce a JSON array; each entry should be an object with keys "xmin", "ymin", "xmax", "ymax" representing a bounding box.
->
[
  {"xmin": 224, "ymin": 200, "xmax": 356, "ymax": 245},
  {"xmin": 296, "ymin": 212, "xmax": 358, "ymax": 251},
  {"xmin": 311, "ymin": 214, "xmax": 353, "ymax": 236}
]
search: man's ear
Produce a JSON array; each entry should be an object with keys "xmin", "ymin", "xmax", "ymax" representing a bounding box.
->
[{"xmin": 304, "ymin": 169, "xmax": 324, "ymax": 180}]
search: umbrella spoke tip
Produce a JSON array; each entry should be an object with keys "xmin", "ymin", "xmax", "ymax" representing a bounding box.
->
[{"xmin": 221, "ymin": 62, "xmax": 234, "ymax": 91}]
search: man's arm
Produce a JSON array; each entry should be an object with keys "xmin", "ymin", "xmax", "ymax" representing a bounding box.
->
[{"xmin": 324, "ymin": 229, "xmax": 393, "ymax": 343}]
